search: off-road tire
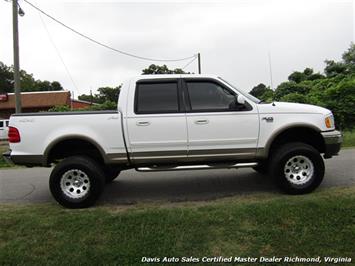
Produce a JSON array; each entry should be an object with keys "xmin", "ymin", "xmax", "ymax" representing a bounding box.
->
[
  {"xmin": 270, "ymin": 142, "xmax": 324, "ymax": 194},
  {"xmin": 49, "ymin": 156, "xmax": 105, "ymax": 208}
]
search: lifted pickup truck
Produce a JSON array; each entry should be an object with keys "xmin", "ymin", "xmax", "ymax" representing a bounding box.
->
[{"xmin": 4, "ymin": 74, "xmax": 342, "ymax": 208}]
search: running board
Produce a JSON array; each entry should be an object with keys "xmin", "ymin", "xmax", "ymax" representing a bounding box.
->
[{"xmin": 136, "ymin": 162, "xmax": 258, "ymax": 172}]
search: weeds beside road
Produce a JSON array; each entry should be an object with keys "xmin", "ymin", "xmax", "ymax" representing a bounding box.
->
[
  {"xmin": 0, "ymin": 143, "xmax": 9, "ymax": 168},
  {"xmin": 343, "ymin": 131, "xmax": 355, "ymax": 147}
]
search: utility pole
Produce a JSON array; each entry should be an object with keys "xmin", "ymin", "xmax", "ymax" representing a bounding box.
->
[
  {"xmin": 197, "ymin": 53, "xmax": 201, "ymax": 74},
  {"xmin": 12, "ymin": 0, "xmax": 22, "ymax": 113},
  {"xmin": 71, "ymin": 91, "xmax": 74, "ymax": 110}
]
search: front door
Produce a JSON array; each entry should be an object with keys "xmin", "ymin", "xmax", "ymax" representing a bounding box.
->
[{"xmin": 183, "ymin": 78, "xmax": 259, "ymax": 162}]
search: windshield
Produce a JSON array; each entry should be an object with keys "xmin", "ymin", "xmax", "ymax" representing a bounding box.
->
[{"xmin": 218, "ymin": 77, "xmax": 261, "ymax": 104}]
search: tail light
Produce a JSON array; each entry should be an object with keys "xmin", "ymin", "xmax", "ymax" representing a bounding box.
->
[{"xmin": 8, "ymin": 126, "xmax": 21, "ymax": 143}]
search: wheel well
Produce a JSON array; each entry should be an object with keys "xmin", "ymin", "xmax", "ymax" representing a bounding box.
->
[
  {"xmin": 268, "ymin": 127, "xmax": 325, "ymax": 155},
  {"xmin": 47, "ymin": 138, "xmax": 104, "ymax": 165}
]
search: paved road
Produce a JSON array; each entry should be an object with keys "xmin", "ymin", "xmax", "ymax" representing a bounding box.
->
[{"xmin": 0, "ymin": 149, "xmax": 354, "ymax": 205}]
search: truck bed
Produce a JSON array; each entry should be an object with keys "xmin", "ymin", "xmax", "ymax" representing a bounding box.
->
[{"xmin": 8, "ymin": 111, "xmax": 128, "ymax": 166}]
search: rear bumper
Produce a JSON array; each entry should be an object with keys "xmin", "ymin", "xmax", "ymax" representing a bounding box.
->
[
  {"xmin": 321, "ymin": 130, "xmax": 342, "ymax": 158},
  {"xmin": 2, "ymin": 150, "xmax": 45, "ymax": 166}
]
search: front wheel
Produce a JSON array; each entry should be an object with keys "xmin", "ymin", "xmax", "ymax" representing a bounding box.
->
[
  {"xmin": 270, "ymin": 142, "xmax": 325, "ymax": 194},
  {"xmin": 49, "ymin": 156, "xmax": 105, "ymax": 208}
]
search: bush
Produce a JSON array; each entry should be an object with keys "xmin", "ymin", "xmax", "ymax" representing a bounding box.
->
[
  {"xmin": 47, "ymin": 105, "xmax": 71, "ymax": 112},
  {"xmin": 280, "ymin": 93, "xmax": 308, "ymax": 104}
]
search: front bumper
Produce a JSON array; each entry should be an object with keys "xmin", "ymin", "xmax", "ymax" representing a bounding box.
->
[{"xmin": 321, "ymin": 130, "xmax": 342, "ymax": 158}]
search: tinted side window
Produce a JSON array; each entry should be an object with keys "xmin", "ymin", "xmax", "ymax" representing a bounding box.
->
[
  {"xmin": 0, "ymin": 121, "xmax": 3, "ymax": 128},
  {"xmin": 136, "ymin": 82, "xmax": 179, "ymax": 114},
  {"xmin": 5, "ymin": 121, "xmax": 9, "ymax": 127},
  {"xmin": 186, "ymin": 81, "xmax": 236, "ymax": 111}
]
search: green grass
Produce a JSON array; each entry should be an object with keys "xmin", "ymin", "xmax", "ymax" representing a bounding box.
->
[
  {"xmin": 0, "ymin": 187, "xmax": 354, "ymax": 265},
  {"xmin": 343, "ymin": 130, "xmax": 355, "ymax": 147}
]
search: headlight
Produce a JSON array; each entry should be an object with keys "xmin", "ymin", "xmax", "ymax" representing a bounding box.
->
[{"xmin": 325, "ymin": 114, "xmax": 334, "ymax": 129}]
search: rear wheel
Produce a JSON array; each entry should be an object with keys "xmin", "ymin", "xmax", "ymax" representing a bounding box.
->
[
  {"xmin": 270, "ymin": 142, "xmax": 324, "ymax": 194},
  {"xmin": 49, "ymin": 156, "xmax": 105, "ymax": 208}
]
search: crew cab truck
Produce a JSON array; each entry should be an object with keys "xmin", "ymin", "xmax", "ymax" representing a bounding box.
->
[{"xmin": 4, "ymin": 74, "xmax": 342, "ymax": 208}]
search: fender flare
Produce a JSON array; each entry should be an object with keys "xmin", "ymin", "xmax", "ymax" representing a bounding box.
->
[
  {"xmin": 43, "ymin": 135, "xmax": 107, "ymax": 165},
  {"xmin": 259, "ymin": 123, "xmax": 322, "ymax": 158}
]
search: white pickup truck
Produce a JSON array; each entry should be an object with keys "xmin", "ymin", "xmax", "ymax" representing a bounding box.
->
[{"xmin": 4, "ymin": 74, "xmax": 342, "ymax": 208}]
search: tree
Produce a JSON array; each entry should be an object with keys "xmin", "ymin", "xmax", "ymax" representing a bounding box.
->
[
  {"xmin": 321, "ymin": 76, "xmax": 355, "ymax": 130},
  {"xmin": 288, "ymin": 71, "xmax": 306, "ymax": 83},
  {"xmin": 324, "ymin": 60, "xmax": 347, "ymax": 77},
  {"xmin": 142, "ymin": 64, "xmax": 187, "ymax": 75},
  {"xmin": 274, "ymin": 81, "xmax": 311, "ymax": 100},
  {"xmin": 250, "ymin": 83, "xmax": 267, "ymax": 98},
  {"xmin": 307, "ymin": 73, "xmax": 325, "ymax": 81},
  {"xmin": 78, "ymin": 86, "xmax": 121, "ymax": 105},
  {"xmin": 288, "ymin": 68, "xmax": 324, "ymax": 83},
  {"xmin": 342, "ymin": 42, "xmax": 355, "ymax": 73},
  {"xmin": 0, "ymin": 62, "xmax": 13, "ymax": 93},
  {"xmin": 280, "ymin": 93, "xmax": 308, "ymax": 104},
  {"xmin": 0, "ymin": 61, "xmax": 63, "ymax": 92},
  {"xmin": 96, "ymin": 87, "xmax": 120, "ymax": 103},
  {"xmin": 249, "ymin": 83, "xmax": 274, "ymax": 102}
]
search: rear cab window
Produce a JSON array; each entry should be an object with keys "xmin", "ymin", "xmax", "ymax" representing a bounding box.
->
[{"xmin": 135, "ymin": 81, "xmax": 180, "ymax": 114}]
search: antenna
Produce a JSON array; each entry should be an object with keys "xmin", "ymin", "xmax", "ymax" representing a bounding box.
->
[
  {"xmin": 268, "ymin": 51, "xmax": 276, "ymax": 106},
  {"xmin": 268, "ymin": 51, "xmax": 274, "ymax": 90}
]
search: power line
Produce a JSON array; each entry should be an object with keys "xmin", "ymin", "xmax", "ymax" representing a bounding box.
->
[
  {"xmin": 38, "ymin": 11, "xmax": 80, "ymax": 94},
  {"xmin": 182, "ymin": 56, "xmax": 197, "ymax": 70},
  {"xmin": 23, "ymin": 0, "xmax": 197, "ymax": 62}
]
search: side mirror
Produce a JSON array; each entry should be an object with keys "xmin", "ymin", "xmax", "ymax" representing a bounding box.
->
[{"xmin": 237, "ymin": 95, "xmax": 246, "ymax": 105}]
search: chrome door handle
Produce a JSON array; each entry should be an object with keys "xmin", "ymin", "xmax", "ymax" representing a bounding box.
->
[
  {"xmin": 194, "ymin": 119, "xmax": 209, "ymax": 125},
  {"xmin": 136, "ymin": 121, "xmax": 150, "ymax": 126}
]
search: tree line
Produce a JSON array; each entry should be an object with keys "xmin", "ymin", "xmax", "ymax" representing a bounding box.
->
[
  {"xmin": 250, "ymin": 43, "xmax": 355, "ymax": 130},
  {"xmin": 0, "ymin": 62, "xmax": 63, "ymax": 92}
]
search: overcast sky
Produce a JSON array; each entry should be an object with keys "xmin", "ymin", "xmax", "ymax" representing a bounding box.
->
[{"xmin": 0, "ymin": 0, "xmax": 354, "ymax": 96}]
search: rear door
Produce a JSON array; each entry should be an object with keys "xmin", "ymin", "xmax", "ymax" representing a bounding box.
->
[
  {"xmin": 126, "ymin": 79, "xmax": 188, "ymax": 164},
  {"xmin": 183, "ymin": 78, "xmax": 259, "ymax": 162}
]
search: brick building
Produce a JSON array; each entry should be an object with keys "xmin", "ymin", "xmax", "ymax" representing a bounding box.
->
[{"xmin": 0, "ymin": 91, "xmax": 93, "ymax": 119}]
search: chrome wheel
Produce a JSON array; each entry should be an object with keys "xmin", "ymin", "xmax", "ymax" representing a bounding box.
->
[
  {"xmin": 284, "ymin": 155, "xmax": 314, "ymax": 185},
  {"xmin": 60, "ymin": 169, "xmax": 90, "ymax": 199}
]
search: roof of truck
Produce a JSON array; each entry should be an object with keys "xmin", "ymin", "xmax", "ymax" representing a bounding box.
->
[{"xmin": 132, "ymin": 74, "xmax": 220, "ymax": 80}]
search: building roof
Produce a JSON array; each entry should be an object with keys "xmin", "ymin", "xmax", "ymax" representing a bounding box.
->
[{"xmin": 0, "ymin": 91, "xmax": 70, "ymax": 110}]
